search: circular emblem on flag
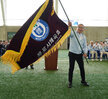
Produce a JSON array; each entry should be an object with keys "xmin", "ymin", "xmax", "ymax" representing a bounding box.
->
[{"xmin": 31, "ymin": 19, "xmax": 49, "ymax": 41}]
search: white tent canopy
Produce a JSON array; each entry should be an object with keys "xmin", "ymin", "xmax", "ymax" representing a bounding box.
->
[{"xmin": 0, "ymin": 0, "xmax": 108, "ymax": 26}]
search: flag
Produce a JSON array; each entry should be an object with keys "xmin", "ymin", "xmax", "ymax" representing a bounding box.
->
[{"xmin": 1, "ymin": 0, "xmax": 71, "ymax": 73}]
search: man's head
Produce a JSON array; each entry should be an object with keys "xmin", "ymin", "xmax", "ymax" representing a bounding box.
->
[{"xmin": 76, "ymin": 24, "xmax": 85, "ymax": 33}]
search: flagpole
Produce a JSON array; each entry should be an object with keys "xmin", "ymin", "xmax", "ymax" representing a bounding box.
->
[{"xmin": 58, "ymin": 0, "xmax": 89, "ymax": 63}]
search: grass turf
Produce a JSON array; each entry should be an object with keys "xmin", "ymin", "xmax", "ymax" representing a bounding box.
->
[{"xmin": 0, "ymin": 50, "xmax": 108, "ymax": 99}]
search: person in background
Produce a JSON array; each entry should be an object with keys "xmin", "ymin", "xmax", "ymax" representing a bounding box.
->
[
  {"xmin": 104, "ymin": 41, "xmax": 108, "ymax": 53},
  {"xmin": 1, "ymin": 41, "xmax": 9, "ymax": 55},
  {"xmin": 88, "ymin": 41, "xmax": 98, "ymax": 61},
  {"xmin": 104, "ymin": 42, "xmax": 108, "ymax": 60},
  {"xmin": 99, "ymin": 41, "xmax": 108, "ymax": 61},
  {"xmin": 25, "ymin": 64, "xmax": 34, "ymax": 69},
  {"xmin": 93, "ymin": 41, "xmax": 100, "ymax": 60},
  {"xmin": 68, "ymin": 21, "xmax": 89, "ymax": 88},
  {"xmin": 0, "ymin": 41, "xmax": 3, "ymax": 56}
]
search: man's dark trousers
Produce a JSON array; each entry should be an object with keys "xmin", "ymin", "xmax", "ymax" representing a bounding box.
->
[{"xmin": 68, "ymin": 52, "xmax": 85, "ymax": 83}]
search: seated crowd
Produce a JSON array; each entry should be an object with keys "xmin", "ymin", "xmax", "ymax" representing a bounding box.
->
[
  {"xmin": 1, "ymin": 40, "xmax": 108, "ymax": 62},
  {"xmin": 87, "ymin": 40, "xmax": 108, "ymax": 61}
]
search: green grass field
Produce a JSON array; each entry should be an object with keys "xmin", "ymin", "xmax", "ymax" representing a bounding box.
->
[{"xmin": 0, "ymin": 50, "xmax": 108, "ymax": 99}]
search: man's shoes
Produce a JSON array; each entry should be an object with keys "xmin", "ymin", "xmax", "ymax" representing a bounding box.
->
[
  {"xmin": 81, "ymin": 81, "xmax": 89, "ymax": 86},
  {"xmin": 68, "ymin": 82, "xmax": 72, "ymax": 88}
]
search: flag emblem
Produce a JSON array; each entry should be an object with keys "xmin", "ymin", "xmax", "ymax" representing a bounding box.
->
[{"xmin": 31, "ymin": 19, "xmax": 49, "ymax": 41}]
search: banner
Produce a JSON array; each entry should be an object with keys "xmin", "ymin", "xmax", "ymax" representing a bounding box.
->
[{"xmin": 1, "ymin": 0, "xmax": 71, "ymax": 73}]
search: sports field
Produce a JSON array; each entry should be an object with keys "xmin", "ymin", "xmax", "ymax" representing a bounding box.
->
[{"xmin": 0, "ymin": 50, "xmax": 108, "ymax": 99}]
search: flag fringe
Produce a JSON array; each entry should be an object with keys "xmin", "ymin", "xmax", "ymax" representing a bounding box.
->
[
  {"xmin": 1, "ymin": 50, "xmax": 21, "ymax": 73},
  {"xmin": 34, "ymin": 27, "xmax": 71, "ymax": 64}
]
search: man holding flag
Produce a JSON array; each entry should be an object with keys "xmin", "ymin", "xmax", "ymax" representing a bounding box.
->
[{"xmin": 68, "ymin": 22, "xmax": 89, "ymax": 88}]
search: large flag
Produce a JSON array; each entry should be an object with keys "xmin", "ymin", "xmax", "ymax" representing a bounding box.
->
[{"xmin": 1, "ymin": 0, "xmax": 71, "ymax": 73}]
